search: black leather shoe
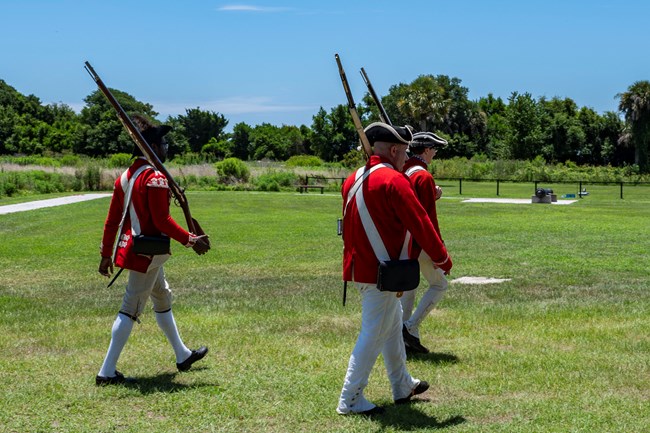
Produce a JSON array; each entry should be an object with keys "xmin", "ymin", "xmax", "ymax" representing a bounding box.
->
[
  {"xmin": 395, "ymin": 380, "xmax": 430, "ymax": 404},
  {"xmin": 177, "ymin": 346, "xmax": 208, "ymax": 372},
  {"xmin": 402, "ymin": 325, "xmax": 429, "ymax": 354},
  {"xmin": 411, "ymin": 339, "xmax": 430, "ymax": 354},
  {"xmin": 96, "ymin": 370, "xmax": 127, "ymax": 386}
]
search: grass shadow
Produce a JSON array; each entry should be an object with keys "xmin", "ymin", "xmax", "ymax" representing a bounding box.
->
[
  {"xmin": 123, "ymin": 371, "xmax": 218, "ymax": 395},
  {"xmin": 378, "ymin": 404, "xmax": 466, "ymax": 430},
  {"xmin": 406, "ymin": 351, "xmax": 460, "ymax": 364}
]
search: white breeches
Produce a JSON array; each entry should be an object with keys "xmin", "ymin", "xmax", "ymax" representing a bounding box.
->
[
  {"xmin": 400, "ymin": 251, "xmax": 448, "ymax": 338},
  {"xmin": 337, "ymin": 283, "xmax": 418, "ymax": 413}
]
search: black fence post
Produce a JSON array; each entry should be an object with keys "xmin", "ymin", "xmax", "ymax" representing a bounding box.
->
[
  {"xmin": 534, "ymin": 180, "xmax": 538, "ymax": 193},
  {"xmin": 620, "ymin": 182, "xmax": 624, "ymax": 199},
  {"xmin": 496, "ymin": 179, "xmax": 500, "ymax": 196},
  {"xmin": 579, "ymin": 181, "xmax": 582, "ymax": 198},
  {"xmin": 459, "ymin": 178, "xmax": 462, "ymax": 195}
]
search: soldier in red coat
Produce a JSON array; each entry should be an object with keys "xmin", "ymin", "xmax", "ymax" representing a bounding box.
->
[
  {"xmin": 96, "ymin": 115, "xmax": 210, "ymax": 385},
  {"xmin": 337, "ymin": 123, "xmax": 452, "ymax": 416},
  {"xmin": 401, "ymin": 131, "xmax": 449, "ymax": 354}
]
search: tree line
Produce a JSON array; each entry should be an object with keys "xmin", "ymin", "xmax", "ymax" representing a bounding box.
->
[{"xmin": 1, "ymin": 76, "xmax": 648, "ymax": 171}]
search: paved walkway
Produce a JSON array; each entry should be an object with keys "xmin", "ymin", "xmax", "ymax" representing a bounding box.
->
[
  {"xmin": 0, "ymin": 193, "xmax": 111, "ymax": 215},
  {"xmin": 450, "ymin": 276, "xmax": 512, "ymax": 285},
  {"xmin": 462, "ymin": 198, "xmax": 578, "ymax": 205}
]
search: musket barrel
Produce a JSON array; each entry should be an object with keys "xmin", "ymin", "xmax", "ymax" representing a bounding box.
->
[
  {"xmin": 360, "ymin": 67, "xmax": 391, "ymax": 125},
  {"xmin": 335, "ymin": 54, "xmax": 372, "ymax": 159}
]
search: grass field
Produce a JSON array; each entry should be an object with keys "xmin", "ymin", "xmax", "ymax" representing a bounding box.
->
[{"xmin": 1, "ymin": 188, "xmax": 649, "ymax": 432}]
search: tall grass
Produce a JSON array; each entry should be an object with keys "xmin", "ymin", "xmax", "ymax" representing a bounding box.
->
[{"xmin": 3, "ymin": 154, "xmax": 649, "ymax": 199}]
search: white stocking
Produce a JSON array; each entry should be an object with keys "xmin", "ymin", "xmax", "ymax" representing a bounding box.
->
[
  {"xmin": 98, "ymin": 313, "xmax": 134, "ymax": 377},
  {"xmin": 155, "ymin": 310, "xmax": 192, "ymax": 363}
]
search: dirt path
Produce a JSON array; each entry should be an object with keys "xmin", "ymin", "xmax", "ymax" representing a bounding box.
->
[{"xmin": 0, "ymin": 193, "xmax": 112, "ymax": 215}]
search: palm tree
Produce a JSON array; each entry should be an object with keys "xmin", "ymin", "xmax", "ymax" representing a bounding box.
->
[
  {"xmin": 617, "ymin": 81, "xmax": 650, "ymax": 172},
  {"xmin": 396, "ymin": 75, "xmax": 450, "ymax": 132}
]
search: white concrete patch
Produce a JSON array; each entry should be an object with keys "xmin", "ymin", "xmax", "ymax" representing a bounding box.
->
[
  {"xmin": 0, "ymin": 193, "xmax": 112, "ymax": 215},
  {"xmin": 462, "ymin": 198, "xmax": 578, "ymax": 205},
  {"xmin": 450, "ymin": 276, "xmax": 512, "ymax": 285}
]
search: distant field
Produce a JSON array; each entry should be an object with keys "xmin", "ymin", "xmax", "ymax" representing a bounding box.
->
[{"xmin": 0, "ymin": 191, "xmax": 648, "ymax": 432}]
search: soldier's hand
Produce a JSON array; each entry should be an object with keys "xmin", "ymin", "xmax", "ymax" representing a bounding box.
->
[
  {"xmin": 191, "ymin": 235, "xmax": 211, "ymax": 255},
  {"xmin": 434, "ymin": 253, "xmax": 452, "ymax": 275},
  {"xmin": 99, "ymin": 257, "xmax": 114, "ymax": 277},
  {"xmin": 435, "ymin": 185, "xmax": 443, "ymax": 200}
]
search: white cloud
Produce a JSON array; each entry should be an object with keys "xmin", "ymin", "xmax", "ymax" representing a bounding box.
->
[{"xmin": 217, "ymin": 5, "xmax": 293, "ymax": 12}]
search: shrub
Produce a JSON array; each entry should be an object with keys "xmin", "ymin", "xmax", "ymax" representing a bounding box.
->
[
  {"xmin": 60, "ymin": 154, "xmax": 82, "ymax": 167},
  {"xmin": 75, "ymin": 165, "xmax": 101, "ymax": 191},
  {"xmin": 171, "ymin": 152, "xmax": 205, "ymax": 166},
  {"xmin": 5, "ymin": 155, "xmax": 60, "ymax": 167},
  {"xmin": 285, "ymin": 155, "xmax": 324, "ymax": 167},
  {"xmin": 33, "ymin": 157, "xmax": 60, "ymax": 167},
  {"xmin": 341, "ymin": 149, "xmax": 365, "ymax": 169},
  {"xmin": 107, "ymin": 153, "xmax": 133, "ymax": 168},
  {"xmin": 215, "ymin": 158, "xmax": 250, "ymax": 183},
  {"xmin": 253, "ymin": 170, "xmax": 298, "ymax": 191},
  {"xmin": 0, "ymin": 174, "xmax": 18, "ymax": 197},
  {"xmin": 201, "ymin": 138, "xmax": 230, "ymax": 161}
]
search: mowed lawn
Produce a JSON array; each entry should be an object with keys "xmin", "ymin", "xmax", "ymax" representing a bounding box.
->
[{"xmin": 0, "ymin": 188, "xmax": 649, "ymax": 433}]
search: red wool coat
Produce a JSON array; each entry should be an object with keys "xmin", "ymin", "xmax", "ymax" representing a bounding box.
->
[
  {"xmin": 341, "ymin": 155, "xmax": 451, "ymax": 284},
  {"xmin": 100, "ymin": 158, "xmax": 191, "ymax": 273}
]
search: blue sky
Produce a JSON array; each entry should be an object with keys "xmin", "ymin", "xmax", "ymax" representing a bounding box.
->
[{"xmin": 2, "ymin": 0, "xmax": 649, "ymax": 130}]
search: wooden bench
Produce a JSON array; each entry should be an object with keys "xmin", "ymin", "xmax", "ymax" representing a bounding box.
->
[{"xmin": 298, "ymin": 185, "xmax": 325, "ymax": 194}]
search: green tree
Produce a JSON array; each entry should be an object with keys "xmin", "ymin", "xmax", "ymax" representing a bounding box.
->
[
  {"xmin": 380, "ymin": 82, "xmax": 411, "ymax": 127},
  {"xmin": 231, "ymin": 122, "xmax": 253, "ymax": 160},
  {"xmin": 310, "ymin": 105, "xmax": 358, "ymax": 162},
  {"xmin": 0, "ymin": 80, "xmax": 70, "ymax": 155},
  {"xmin": 174, "ymin": 108, "xmax": 228, "ymax": 153},
  {"xmin": 382, "ymin": 75, "xmax": 485, "ymax": 157},
  {"xmin": 42, "ymin": 103, "xmax": 83, "ymax": 153},
  {"xmin": 78, "ymin": 89, "xmax": 158, "ymax": 156},
  {"xmin": 479, "ymin": 94, "xmax": 510, "ymax": 159},
  {"xmin": 396, "ymin": 75, "xmax": 450, "ymax": 132},
  {"xmin": 249, "ymin": 123, "xmax": 304, "ymax": 161},
  {"xmin": 599, "ymin": 111, "xmax": 627, "ymax": 165},
  {"xmin": 299, "ymin": 124, "xmax": 313, "ymax": 155},
  {"xmin": 617, "ymin": 81, "xmax": 650, "ymax": 172},
  {"xmin": 161, "ymin": 116, "xmax": 190, "ymax": 159},
  {"xmin": 539, "ymin": 97, "xmax": 585, "ymax": 162},
  {"xmin": 574, "ymin": 106, "xmax": 613, "ymax": 165},
  {"xmin": 0, "ymin": 105, "xmax": 20, "ymax": 154},
  {"xmin": 506, "ymin": 92, "xmax": 544, "ymax": 160}
]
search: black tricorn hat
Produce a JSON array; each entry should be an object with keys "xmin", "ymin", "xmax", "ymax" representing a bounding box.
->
[
  {"xmin": 410, "ymin": 131, "xmax": 448, "ymax": 149},
  {"xmin": 140, "ymin": 124, "xmax": 172, "ymax": 146},
  {"xmin": 131, "ymin": 115, "xmax": 172, "ymax": 156},
  {"xmin": 364, "ymin": 122, "xmax": 412, "ymax": 146}
]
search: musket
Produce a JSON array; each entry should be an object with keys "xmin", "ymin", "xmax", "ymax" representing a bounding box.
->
[
  {"xmin": 335, "ymin": 54, "xmax": 372, "ymax": 159},
  {"xmin": 84, "ymin": 61, "xmax": 209, "ymax": 248},
  {"xmin": 360, "ymin": 67, "xmax": 391, "ymax": 125}
]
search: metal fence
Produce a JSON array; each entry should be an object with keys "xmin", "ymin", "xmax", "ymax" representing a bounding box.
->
[
  {"xmin": 436, "ymin": 178, "xmax": 650, "ymax": 199},
  {"xmin": 303, "ymin": 174, "xmax": 650, "ymax": 199}
]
